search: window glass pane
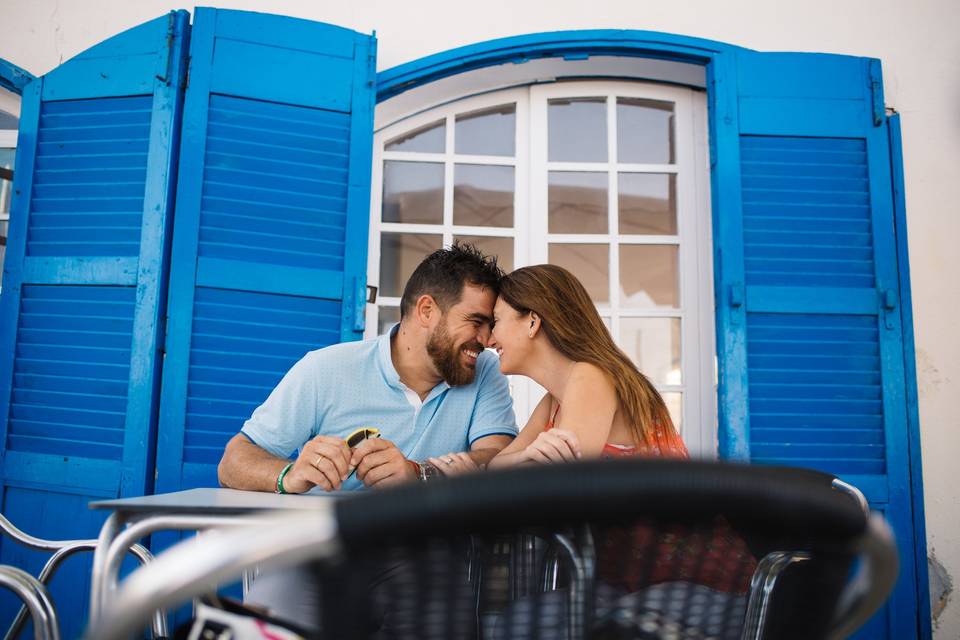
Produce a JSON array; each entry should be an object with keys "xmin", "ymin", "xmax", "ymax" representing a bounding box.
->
[
  {"xmin": 617, "ymin": 98, "xmax": 674, "ymax": 164},
  {"xmin": 454, "ymin": 235, "xmax": 513, "ymax": 273},
  {"xmin": 379, "ymin": 233, "xmax": 443, "ymax": 297},
  {"xmin": 453, "ymin": 164, "xmax": 514, "ymax": 227},
  {"xmin": 377, "ymin": 306, "xmax": 400, "ymax": 335},
  {"xmin": 548, "ymin": 171, "xmax": 607, "ymax": 234},
  {"xmin": 455, "ymin": 105, "xmax": 516, "ymax": 157},
  {"xmin": 662, "ymin": 392, "xmax": 682, "ymax": 433},
  {"xmin": 0, "ymin": 149, "xmax": 13, "ymax": 277},
  {"xmin": 619, "ymin": 245, "xmax": 679, "ymax": 309},
  {"xmin": 382, "ymin": 161, "xmax": 443, "ymax": 224},
  {"xmin": 548, "ymin": 98, "xmax": 607, "ymax": 162},
  {"xmin": 620, "ymin": 317, "xmax": 681, "ymax": 386},
  {"xmin": 549, "ymin": 243, "xmax": 609, "ymax": 303},
  {"xmin": 618, "ymin": 173, "xmax": 677, "ymax": 235},
  {"xmin": 385, "ymin": 120, "xmax": 445, "ymax": 153}
]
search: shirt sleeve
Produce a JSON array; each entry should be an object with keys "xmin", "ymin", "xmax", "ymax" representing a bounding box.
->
[
  {"xmin": 240, "ymin": 350, "xmax": 322, "ymax": 458},
  {"xmin": 467, "ymin": 352, "xmax": 519, "ymax": 446}
]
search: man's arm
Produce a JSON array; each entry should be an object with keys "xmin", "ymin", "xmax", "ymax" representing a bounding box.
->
[
  {"xmin": 468, "ymin": 434, "xmax": 514, "ymax": 466},
  {"xmin": 219, "ymin": 434, "xmax": 290, "ymax": 492},
  {"xmin": 219, "ymin": 433, "xmax": 353, "ymax": 493},
  {"xmin": 428, "ymin": 433, "xmax": 514, "ymax": 476}
]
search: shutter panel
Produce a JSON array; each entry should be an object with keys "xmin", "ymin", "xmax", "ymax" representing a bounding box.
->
[
  {"xmin": 156, "ymin": 8, "xmax": 376, "ymax": 493},
  {"xmin": 0, "ymin": 13, "xmax": 189, "ymax": 636},
  {"xmin": 714, "ymin": 52, "xmax": 924, "ymax": 638}
]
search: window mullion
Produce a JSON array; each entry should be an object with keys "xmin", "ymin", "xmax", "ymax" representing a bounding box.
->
[
  {"xmin": 443, "ymin": 114, "xmax": 454, "ymax": 246},
  {"xmin": 607, "ymin": 94, "xmax": 620, "ymax": 341}
]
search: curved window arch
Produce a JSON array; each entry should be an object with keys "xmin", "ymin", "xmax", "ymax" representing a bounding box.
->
[{"xmin": 368, "ymin": 76, "xmax": 716, "ymax": 458}]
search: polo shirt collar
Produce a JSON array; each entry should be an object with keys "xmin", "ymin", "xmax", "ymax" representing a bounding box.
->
[{"xmin": 377, "ymin": 324, "xmax": 451, "ymax": 397}]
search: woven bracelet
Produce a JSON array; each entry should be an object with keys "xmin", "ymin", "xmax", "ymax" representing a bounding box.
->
[{"xmin": 276, "ymin": 462, "xmax": 294, "ymax": 494}]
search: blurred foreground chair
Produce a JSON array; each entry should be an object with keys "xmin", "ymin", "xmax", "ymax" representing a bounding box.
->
[
  {"xmin": 0, "ymin": 513, "xmax": 166, "ymax": 640},
  {"xmin": 85, "ymin": 459, "xmax": 897, "ymax": 640}
]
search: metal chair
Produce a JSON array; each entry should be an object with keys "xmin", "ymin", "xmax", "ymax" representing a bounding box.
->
[
  {"xmin": 0, "ymin": 565, "xmax": 58, "ymax": 640},
  {"xmin": 0, "ymin": 513, "xmax": 167, "ymax": 640},
  {"xmin": 86, "ymin": 459, "xmax": 898, "ymax": 640}
]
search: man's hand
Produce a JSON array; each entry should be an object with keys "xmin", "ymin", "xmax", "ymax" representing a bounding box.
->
[
  {"xmin": 352, "ymin": 438, "xmax": 417, "ymax": 488},
  {"xmin": 283, "ymin": 435, "xmax": 352, "ymax": 493},
  {"xmin": 428, "ymin": 452, "xmax": 480, "ymax": 476}
]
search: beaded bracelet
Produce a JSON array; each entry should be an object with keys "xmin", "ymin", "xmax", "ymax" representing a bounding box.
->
[{"xmin": 276, "ymin": 462, "xmax": 294, "ymax": 494}]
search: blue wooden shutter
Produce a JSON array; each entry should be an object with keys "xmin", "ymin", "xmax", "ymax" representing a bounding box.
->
[
  {"xmin": 155, "ymin": 8, "xmax": 376, "ymax": 493},
  {"xmin": 0, "ymin": 12, "xmax": 189, "ymax": 636},
  {"xmin": 713, "ymin": 52, "xmax": 926, "ymax": 638}
]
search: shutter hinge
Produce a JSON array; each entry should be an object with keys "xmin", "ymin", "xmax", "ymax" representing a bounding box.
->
[
  {"xmin": 881, "ymin": 287, "xmax": 898, "ymax": 329},
  {"xmin": 869, "ymin": 59, "xmax": 884, "ymax": 127}
]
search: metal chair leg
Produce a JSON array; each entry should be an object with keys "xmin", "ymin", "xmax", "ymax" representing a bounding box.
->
[
  {"xmin": 0, "ymin": 565, "xmax": 60, "ymax": 640},
  {"xmin": 0, "ymin": 512, "xmax": 167, "ymax": 640}
]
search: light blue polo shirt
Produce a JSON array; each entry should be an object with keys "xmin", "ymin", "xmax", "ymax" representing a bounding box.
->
[{"xmin": 240, "ymin": 325, "xmax": 518, "ymax": 491}]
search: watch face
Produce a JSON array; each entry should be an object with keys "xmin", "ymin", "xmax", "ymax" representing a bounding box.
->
[{"xmin": 422, "ymin": 462, "xmax": 441, "ymax": 480}]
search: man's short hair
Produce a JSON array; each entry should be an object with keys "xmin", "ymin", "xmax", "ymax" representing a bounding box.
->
[{"xmin": 399, "ymin": 241, "xmax": 504, "ymax": 318}]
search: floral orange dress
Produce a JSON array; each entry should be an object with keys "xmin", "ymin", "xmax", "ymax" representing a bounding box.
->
[{"xmin": 546, "ymin": 404, "xmax": 755, "ymax": 595}]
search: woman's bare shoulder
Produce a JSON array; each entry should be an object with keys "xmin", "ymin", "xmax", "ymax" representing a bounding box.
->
[
  {"xmin": 570, "ymin": 361, "xmax": 609, "ymax": 383},
  {"xmin": 568, "ymin": 362, "xmax": 616, "ymax": 397}
]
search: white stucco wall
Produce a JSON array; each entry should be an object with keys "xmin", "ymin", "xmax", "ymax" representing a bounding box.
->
[{"xmin": 2, "ymin": 0, "xmax": 958, "ymax": 635}]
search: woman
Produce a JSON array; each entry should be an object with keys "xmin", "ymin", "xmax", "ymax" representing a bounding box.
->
[
  {"xmin": 483, "ymin": 265, "xmax": 754, "ymax": 639},
  {"xmin": 486, "ymin": 263, "xmax": 687, "ymax": 469}
]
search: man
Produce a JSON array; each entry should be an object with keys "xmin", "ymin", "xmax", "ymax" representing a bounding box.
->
[
  {"xmin": 217, "ymin": 242, "xmax": 518, "ymax": 631},
  {"xmin": 218, "ymin": 241, "xmax": 517, "ymax": 493}
]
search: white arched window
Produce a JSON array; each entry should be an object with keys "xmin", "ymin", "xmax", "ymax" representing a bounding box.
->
[{"xmin": 368, "ymin": 79, "xmax": 715, "ymax": 457}]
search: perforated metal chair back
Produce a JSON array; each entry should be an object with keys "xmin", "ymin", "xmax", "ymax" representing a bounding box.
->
[{"xmin": 87, "ymin": 459, "xmax": 898, "ymax": 640}]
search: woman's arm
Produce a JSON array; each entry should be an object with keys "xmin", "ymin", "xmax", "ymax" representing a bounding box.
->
[
  {"xmin": 554, "ymin": 363, "xmax": 618, "ymax": 458},
  {"xmin": 487, "ymin": 393, "xmax": 553, "ymax": 470}
]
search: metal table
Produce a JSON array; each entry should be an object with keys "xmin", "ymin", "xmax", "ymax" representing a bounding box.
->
[{"xmin": 87, "ymin": 487, "xmax": 341, "ymax": 628}]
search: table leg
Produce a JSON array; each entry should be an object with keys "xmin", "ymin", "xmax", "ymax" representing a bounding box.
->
[{"xmin": 90, "ymin": 511, "xmax": 122, "ymax": 624}]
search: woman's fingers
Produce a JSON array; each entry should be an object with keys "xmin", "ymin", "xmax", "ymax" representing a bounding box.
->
[{"xmin": 549, "ymin": 429, "xmax": 582, "ymax": 459}]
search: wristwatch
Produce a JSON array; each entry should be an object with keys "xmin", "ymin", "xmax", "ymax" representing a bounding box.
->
[{"xmin": 417, "ymin": 460, "xmax": 441, "ymax": 482}]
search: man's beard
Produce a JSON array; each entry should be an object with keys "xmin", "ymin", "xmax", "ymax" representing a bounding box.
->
[{"xmin": 426, "ymin": 321, "xmax": 481, "ymax": 387}]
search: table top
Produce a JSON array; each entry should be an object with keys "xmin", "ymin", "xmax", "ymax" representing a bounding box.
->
[{"xmin": 89, "ymin": 487, "xmax": 348, "ymax": 515}]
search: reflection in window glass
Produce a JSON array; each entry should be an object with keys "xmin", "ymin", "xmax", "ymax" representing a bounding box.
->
[
  {"xmin": 454, "ymin": 235, "xmax": 513, "ymax": 273},
  {"xmin": 548, "ymin": 98, "xmax": 607, "ymax": 162},
  {"xmin": 620, "ymin": 317, "xmax": 681, "ymax": 385},
  {"xmin": 548, "ymin": 171, "xmax": 607, "ymax": 234},
  {"xmin": 618, "ymin": 173, "xmax": 677, "ymax": 235},
  {"xmin": 662, "ymin": 392, "xmax": 683, "ymax": 432},
  {"xmin": 617, "ymin": 98, "xmax": 674, "ymax": 164},
  {"xmin": 455, "ymin": 105, "xmax": 516, "ymax": 157},
  {"xmin": 379, "ymin": 233, "xmax": 443, "ymax": 297},
  {"xmin": 0, "ymin": 148, "xmax": 14, "ymax": 277},
  {"xmin": 382, "ymin": 161, "xmax": 444, "ymax": 224},
  {"xmin": 549, "ymin": 243, "xmax": 609, "ymax": 303},
  {"xmin": 385, "ymin": 120, "xmax": 445, "ymax": 153},
  {"xmin": 378, "ymin": 306, "xmax": 400, "ymax": 336},
  {"xmin": 454, "ymin": 165, "xmax": 514, "ymax": 227},
  {"xmin": 619, "ymin": 245, "xmax": 679, "ymax": 308}
]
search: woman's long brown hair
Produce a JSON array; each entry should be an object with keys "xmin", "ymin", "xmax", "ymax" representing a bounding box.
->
[{"xmin": 499, "ymin": 264, "xmax": 676, "ymax": 446}]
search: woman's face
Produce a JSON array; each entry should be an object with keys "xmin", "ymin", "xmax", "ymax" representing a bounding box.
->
[{"xmin": 489, "ymin": 297, "xmax": 532, "ymax": 375}]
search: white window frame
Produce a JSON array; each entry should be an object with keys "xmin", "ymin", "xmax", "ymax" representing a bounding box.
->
[
  {"xmin": 368, "ymin": 81, "xmax": 716, "ymax": 458},
  {"xmin": 0, "ymin": 129, "xmax": 17, "ymax": 225},
  {"xmin": 367, "ymin": 87, "xmax": 530, "ymax": 327}
]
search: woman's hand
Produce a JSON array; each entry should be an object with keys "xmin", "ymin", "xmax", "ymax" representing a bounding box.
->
[
  {"xmin": 521, "ymin": 428, "xmax": 582, "ymax": 464},
  {"xmin": 429, "ymin": 452, "xmax": 480, "ymax": 476}
]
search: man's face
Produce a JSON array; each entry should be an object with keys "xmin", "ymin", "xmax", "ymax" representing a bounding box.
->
[{"xmin": 426, "ymin": 284, "xmax": 496, "ymax": 386}]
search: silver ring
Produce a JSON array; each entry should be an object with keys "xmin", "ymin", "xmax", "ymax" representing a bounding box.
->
[{"xmin": 443, "ymin": 458, "xmax": 454, "ymax": 465}]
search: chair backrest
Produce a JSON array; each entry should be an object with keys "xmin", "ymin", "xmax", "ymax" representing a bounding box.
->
[{"xmin": 87, "ymin": 459, "xmax": 897, "ymax": 640}]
